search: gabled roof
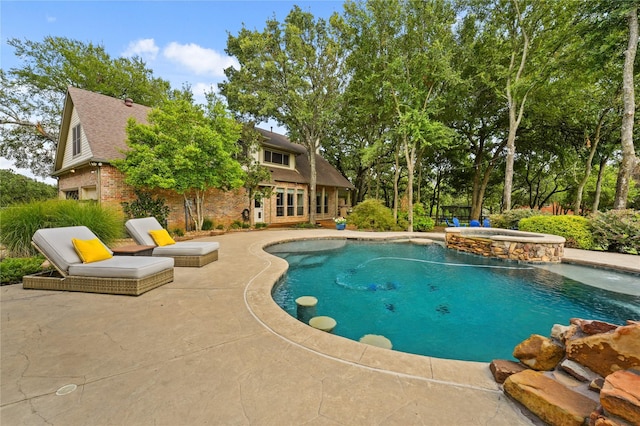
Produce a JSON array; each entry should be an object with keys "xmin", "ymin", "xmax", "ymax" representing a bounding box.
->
[
  {"xmin": 55, "ymin": 88, "xmax": 354, "ymax": 189},
  {"xmin": 255, "ymin": 127, "xmax": 355, "ymax": 189},
  {"xmin": 54, "ymin": 87, "xmax": 150, "ymax": 172}
]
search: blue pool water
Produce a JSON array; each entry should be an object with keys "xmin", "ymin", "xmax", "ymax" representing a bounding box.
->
[{"xmin": 268, "ymin": 240, "xmax": 640, "ymax": 362}]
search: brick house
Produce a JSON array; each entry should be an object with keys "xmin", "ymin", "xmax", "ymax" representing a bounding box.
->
[{"xmin": 53, "ymin": 87, "xmax": 354, "ymax": 229}]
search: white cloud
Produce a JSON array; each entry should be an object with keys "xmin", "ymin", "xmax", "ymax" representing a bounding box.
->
[
  {"xmin": 163, "ymin": 42, "xmax": 238, "ymax": 77},
  {"xmin": 122, "ymin": 38, "xmax": 160, "ymax": 61},
  {"xmin": 46, "ymin": 15, "xmax": 56, "ymax": 23}
]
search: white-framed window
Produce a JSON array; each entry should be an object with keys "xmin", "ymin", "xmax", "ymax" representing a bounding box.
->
[
  {"xmin": 72, "ymin": 124, "xmax": 82, "ymax": 156},
  {"xmin": 264, "ymin": 149, "xmax": 290, "ymax": 166},
  {"xmin": 296, "ymin": 190, "xmax": 304, "ymax": 216},
  {"xmin": 276, "ymin": 188, "xmax": 285, "ymax": 217}
]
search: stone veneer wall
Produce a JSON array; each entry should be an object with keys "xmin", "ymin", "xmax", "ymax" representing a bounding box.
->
[{"xmin": 445, "ymin": 232, "xmax": 564, "ymax": 263}]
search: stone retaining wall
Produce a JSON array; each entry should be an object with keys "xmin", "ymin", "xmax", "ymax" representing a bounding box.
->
[{"xmin": 445, "ymin": 229, "xmax": 565, "ymax": 263}]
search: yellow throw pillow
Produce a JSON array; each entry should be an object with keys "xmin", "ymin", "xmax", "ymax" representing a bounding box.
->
[
  {"xmin": 71, "ymin": 238, "xmax": 113, "ymax": 263},
  {"xmin": 148, "ymin": 229, "xmax": 175, "ymax": 246}
]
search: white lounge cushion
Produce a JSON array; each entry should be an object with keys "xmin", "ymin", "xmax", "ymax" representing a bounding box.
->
[
  {"xmin": 152, "ymin": 241, "xmax": 219, "ymax": 257},
  {"xmin": 33, "ymin": 226, "xmax": 174, "ymax": 279},
  {"xmin": 69, "ymin": 256, "xmax": 174, "ymax": 279},
  {"xmin": 125, "ymin": 217, "xmax": 159, "ymax": 246},
  {"xmin": 33, "ymin": 226, "xmax": 112, "ymax": 274},
  {"xmin": 126, "ymin": 217, "xmax": 220, "ymax": 257}
]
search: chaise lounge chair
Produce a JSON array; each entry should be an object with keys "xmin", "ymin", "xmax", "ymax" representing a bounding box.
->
[
  {"xmin": 24, "ymin": 226, "xmax": 174, "ymax": 296},
  {"xmin": 125, "ymin": 217, "xmax": 219, "ymax": 267}
]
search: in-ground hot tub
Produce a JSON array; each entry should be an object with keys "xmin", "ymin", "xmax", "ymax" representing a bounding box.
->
[{"xmin": 445, "ymin": 227, "xmax": 566, "ymax": 263}]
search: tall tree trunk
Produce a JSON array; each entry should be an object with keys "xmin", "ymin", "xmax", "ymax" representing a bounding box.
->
[
  {"xmin": 592, "ymin": 157, "xmax": 607, "ymax": 213},
  {"xmin": 403, "ymin": 135, "xmax": 415, "ymax": 232},
  {"xmin": 309, "ymin": 142, "xmax": 318, "ymax": 224},
  {"xmin": 393, "ymin": 147, "xmax": 400, "ymax": 221},
  {"xmin": 574, "ymin": 111, "xmax": 607, "ymax": 214},
  {"xmin": 614, "ymin": 5, "xmax": 638, "ymax": 209},
  {"xmin": 502, "ymin": 0, "xmax": 530, "ymax": 212}
]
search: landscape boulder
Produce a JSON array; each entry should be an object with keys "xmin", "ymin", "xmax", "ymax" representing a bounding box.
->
[
  {"xmin": 503, "ymin": 369, "xmax": 599, "ymax": 426},
  {"xmin": 570, "ymin": 318, "xmax": 619, "ymax": 335},
  {"xmin": 599, "ymin": 369, "xmax": 640, "ymax": 425},
  {"xmin": 489, "ymin": 359, "xmax": 527, "ymax": 384},
  {"xmin": 566, "ymin": 324, "xmax": 640, "ymax": 377},
  {"xmin": 513, "ymin": 334, "xmax": 565, "ymax": 371}
]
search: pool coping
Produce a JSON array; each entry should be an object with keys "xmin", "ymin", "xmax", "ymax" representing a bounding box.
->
[{"xmin": 244, "ymin": 233, "xmax": 505, "ymax": 392}]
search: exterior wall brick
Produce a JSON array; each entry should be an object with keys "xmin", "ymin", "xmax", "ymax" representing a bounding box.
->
[{"xmin": 57, "ymin": 165, "xmax": 347, "ymax": 229}]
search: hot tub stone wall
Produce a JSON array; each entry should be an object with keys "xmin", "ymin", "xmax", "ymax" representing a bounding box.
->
[{"xmin": 445, "ymin": 233, "xmax": 564, "ymax": 263}]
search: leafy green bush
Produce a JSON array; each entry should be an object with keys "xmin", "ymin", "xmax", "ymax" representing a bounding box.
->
[
  {"xmin": 201, "ymin": 218, "xmax": 214, "ymax": 231},
  {"xmin": 589, "ymin": 209, "xmax": 640, "ymax": 254},
  {"xmin": 348, "ymin": 199, "xmax": 396, "ymax": 231},
  {"xmin": 398, "ymin": 203, "xmax": 435, "ymax": 231},
  {"xmin": 412, "ymin": 203, "xmax": 435, "ymax": 232},
  {"xmin": 292, "ymin": 222, "xmax": 318, "ymax": 229},
  {"xmin": 0, "ymin": 200, "xmax": 124, "ymax": 257},
  {"xmin": 121, "ymin": 190, "xmax": 170, "ymax": 227},
  {"xmin": 489, "ymin": 209, "xmax": 546, "ymax": 229},
  {"xmin": 254, "ymin": 223, "xmax": 268, "ymax": 229},
  {"xmin": 1, "ymin": 256, "xmax": 49, "ymax": 285},
  {"xmin": 519, "ymin": 215, "xmax": 594, "ymax": 249},
  {"xmin": 170, "ymin": 228, "xmax": 185, "ymax": 237}
]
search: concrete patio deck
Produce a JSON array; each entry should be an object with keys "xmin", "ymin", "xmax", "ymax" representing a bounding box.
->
[{"xmin": 2, "ymin": 229, "xmax": 637, "ymax": 425}]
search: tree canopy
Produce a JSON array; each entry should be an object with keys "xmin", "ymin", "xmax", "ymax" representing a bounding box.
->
[
  {"xmin": 114, "ymin": 92, "xmax": 245, "ymax": 231},
  {"xmin": 1, "ymin": 36, "xmax": 171, "ymax": 177}
]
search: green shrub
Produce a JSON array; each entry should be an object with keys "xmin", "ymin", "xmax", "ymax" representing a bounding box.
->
[
  {"xmin": 201, "ymin": 218, "xmax": 214, "ymax": 231},
  {"xmin": 120, "ymin": 190, "xmax": 170, "ymax": 227},
  {"xmin": 255, "ymin": 223, "xmax": 268, "ymax": 229},
  {"xmin": 1, "ymin": 256, "xmax": 49, "ymax": 285},
  {"xmin": 216, "ymin": 224, "xmax": 225, "ymax": 230},
  {"xmin": 349, "ymin": 199, "xmax": 396, "ymax": 231},
  {"xmin": 230, "ymin": 220, "xmax": 243, "ymax": 229},
  {"xmin": 489, "ymin": 209, "xmax": 546, "ymax": 229},
  {"xmin": 519, "ymin": 215, "xmax": 594, "ymax": 249},
  {"xmin": 0, "ymin": 200, "xmax": 124, "ymax": 257},
  {"xmin": 398, "ymin": 203, "xmax": 435, "ymax": 231},
  {"xmin": 589, "ymin": 209, "xmax": 640, "ymax": 254},
  {"xmin": 292, "ymin": 222, "xmax": 318, "ymax": 229},
  {"xmin": 170, "ymin": 228, "xmax": 185, "ymax": 237},
  {"xmin": 412, "ymin": 203, "xmax": 435, "ymax": 232}
]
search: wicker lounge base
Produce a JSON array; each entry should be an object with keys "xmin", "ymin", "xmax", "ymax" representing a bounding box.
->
[
  {"xmin": 169, "ymin": 250, "xmax": 218, "ymax": 267},
  {"xmin": 23, "ymin": 268, "xmax": 174, "ymax": 296}
]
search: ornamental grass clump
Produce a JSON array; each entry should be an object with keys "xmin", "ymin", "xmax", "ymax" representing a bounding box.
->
[{"xmin": 0, "ymin": 200, "xmax": 124, "ymax": 257}]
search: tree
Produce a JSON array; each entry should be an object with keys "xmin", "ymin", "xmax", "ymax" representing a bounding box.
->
[
  {"xmin": 1, "ymin": 36, "xmax": 171, "ymax": 177},
  {"xmin": 338, "ymin": 0, "xmax": 456, "ymax": 231},
  {"xmin": 464, "ymin": 0, "xmax": 578, "ymax": 211},
  {"xmin": 114, "ymin": 93, "xmax": 245, "ymax": 231},
  {"xmin": 614, "ymin": 3, "xmax": 638, "ymax": 208},
  {"xmin": 220, "ymin": 6, "xmax": 343, "ymax": 224},
  {"xmin": 0, "ymin": 169, "xmax": 57, "ymax": 207}
]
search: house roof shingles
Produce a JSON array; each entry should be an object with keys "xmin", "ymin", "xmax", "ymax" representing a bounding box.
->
[
  {"xmin": 68, "ymin": 86, "xmax": 151, "ymax": 163},
  {"xmin": 255, "ymin": 128, "xmax": 355, "ymax": 189},
  {"xmin": 57, "ymin": 87, "xmax": 354, "ymax": 189}
]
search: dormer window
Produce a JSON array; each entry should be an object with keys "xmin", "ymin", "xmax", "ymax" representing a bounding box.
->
[
  {"xmin": 264, "ymin": 149, "xmax": 289, "ymax": 166},
  {"xmin": 72, "ymin": 124, "xmax": 82, "ymax": 156}
]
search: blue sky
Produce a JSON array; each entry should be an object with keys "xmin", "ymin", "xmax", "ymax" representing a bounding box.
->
[{"xmin": 1, "ymin": 0, "xmax": 344, "ymax": 182}]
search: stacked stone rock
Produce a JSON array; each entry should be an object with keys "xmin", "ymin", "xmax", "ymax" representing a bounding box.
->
[{"xmin": 490, "ymin": 319, "xmax": 640, "ymax": 426}]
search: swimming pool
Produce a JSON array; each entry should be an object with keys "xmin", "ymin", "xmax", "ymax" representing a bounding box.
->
[{"xmin": 268, "ymin": 239, "xmax": 640, "ymax": 362}]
